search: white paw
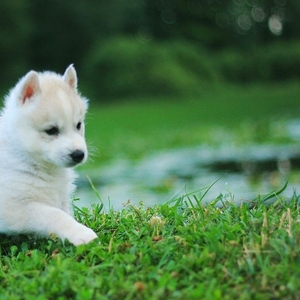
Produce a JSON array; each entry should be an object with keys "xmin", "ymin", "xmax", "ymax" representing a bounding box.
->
[{"xmin": 67, "ymin": 225, "xmax": 98, "ymax": 246}]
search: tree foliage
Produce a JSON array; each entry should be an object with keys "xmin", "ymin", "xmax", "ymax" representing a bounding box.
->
[{"xmin": 0, "ymin": 0, "xmax": 299, "ymax": 97}]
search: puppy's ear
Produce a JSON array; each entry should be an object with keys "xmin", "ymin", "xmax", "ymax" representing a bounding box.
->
[
  {"xmin": 20, "ymin": 71, "xmax": 41, "ymax": 104},
  {"xmin": 64, "ymin": 64, "xmax": 77, "ymax": 90}
]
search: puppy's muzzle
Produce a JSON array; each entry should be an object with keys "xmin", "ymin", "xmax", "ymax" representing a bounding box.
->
[{"xmin": 70, "ymin": 150, "xmax": 85, "ymax": 164}]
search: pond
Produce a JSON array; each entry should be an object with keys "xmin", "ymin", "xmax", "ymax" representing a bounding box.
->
[{"xmin": 76, "ymin": 142, "xmax": 300, "ymax": 210}]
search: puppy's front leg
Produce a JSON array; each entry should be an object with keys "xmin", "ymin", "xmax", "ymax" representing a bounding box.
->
[{"xmin": 25, "ymin": 202, "xmax": 98, "ymax": 246}]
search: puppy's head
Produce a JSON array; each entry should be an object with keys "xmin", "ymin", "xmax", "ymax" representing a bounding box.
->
[{"xmin": 4, "ymin": 65, "xmax": 89, "ymax": 168}]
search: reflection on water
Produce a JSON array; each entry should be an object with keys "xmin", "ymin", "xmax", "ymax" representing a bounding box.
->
[{"xmin": 76, "ymin": 144, "xmax": 300, "ymax": 210}]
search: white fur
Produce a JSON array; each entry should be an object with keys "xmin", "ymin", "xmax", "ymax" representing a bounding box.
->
[{"xmin": 0, "ymin": 65, "xmax": 97, "ymax": 246}]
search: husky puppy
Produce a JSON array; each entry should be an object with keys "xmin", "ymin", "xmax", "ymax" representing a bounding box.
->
[{"xmin": 0, "ymin": 65, "xmax": 98, "ymax": 246}]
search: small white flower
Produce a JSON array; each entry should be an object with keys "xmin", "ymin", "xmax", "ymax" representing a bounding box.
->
[{"xmin": 149, "ymin": 216, "xmax": 165, "ymax": 228}]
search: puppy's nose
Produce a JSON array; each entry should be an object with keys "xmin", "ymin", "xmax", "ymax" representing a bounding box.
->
[{"xmin": 70, "ymin": 150, "xmax": 85, "ymax": 163}]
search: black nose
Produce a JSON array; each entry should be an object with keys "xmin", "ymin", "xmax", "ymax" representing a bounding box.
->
[{"xmin": 70, "ymin": 150, "xmax": 85, "ymax": 163}]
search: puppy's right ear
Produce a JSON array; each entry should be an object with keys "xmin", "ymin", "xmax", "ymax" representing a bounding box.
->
[{"xmin": 19, "ymin": 71, "xmax": 41, "ymax": 104}]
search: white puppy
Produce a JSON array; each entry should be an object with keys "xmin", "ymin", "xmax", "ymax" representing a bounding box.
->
[{"xmin": 0, "ymin": 65, "xmax": 98, "ymax": 246}]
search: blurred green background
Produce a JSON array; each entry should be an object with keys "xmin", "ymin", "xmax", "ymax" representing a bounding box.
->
[{"xmin": 1, "ymin": 0, "xmax": 300, "ymax": 101}]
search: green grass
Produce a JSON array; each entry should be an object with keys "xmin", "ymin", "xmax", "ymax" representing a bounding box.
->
[
  {"xmin": 1, "ymin": 192, "xmax": 300, "ymax": 299},
  {"xmin": 85, "ymin": 81, "xmax": 300, "ymax": 166}
]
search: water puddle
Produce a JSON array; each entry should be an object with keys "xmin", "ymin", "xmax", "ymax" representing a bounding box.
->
[{"xmin": 76, "ymin": 143, "xmax": 300, "ymax": 210}]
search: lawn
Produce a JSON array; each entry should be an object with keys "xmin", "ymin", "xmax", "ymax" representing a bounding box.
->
[
  {"xmin": 1, "ymin": 81, "xmax": 300, "ymax": 299},
  {"xmin": 85, "ymin": 81, "xmax": 300, "ymax": 166},
  {"xmin": 1, "ymin": 193, "xmax": 300, "ymax": 299}
]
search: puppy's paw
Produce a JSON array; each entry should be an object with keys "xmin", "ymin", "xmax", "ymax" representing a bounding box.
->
[{"xmin": 68, "ymin": 225, "xmax": 98, "ymax": 246}]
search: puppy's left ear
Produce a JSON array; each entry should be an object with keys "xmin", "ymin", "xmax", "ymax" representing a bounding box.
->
[{"xmin": 64, "ymin": 64, "xmax": 77, "ymax": 90}]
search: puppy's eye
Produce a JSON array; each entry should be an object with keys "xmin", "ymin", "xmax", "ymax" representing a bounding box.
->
[
  {"xmin": 76, "ymin": 122, "xmax": 82, "ymax": 130},
  {"xmin": 45, "ymin": 127, "xmax": 59, "ymax": 136}
]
